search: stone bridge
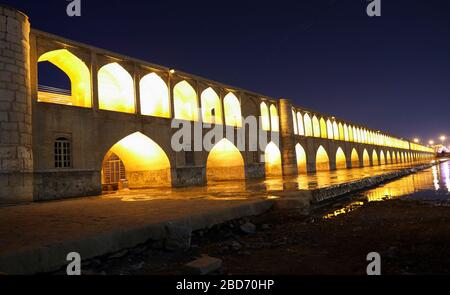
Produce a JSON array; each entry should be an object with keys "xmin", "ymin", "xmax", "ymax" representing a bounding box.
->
[{"xmin": 0, "ymin": 5, "xmax": 435, "ymax": 203}]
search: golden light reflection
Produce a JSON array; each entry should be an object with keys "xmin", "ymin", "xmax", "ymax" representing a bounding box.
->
[
  {"xmin": 265, "ymin": 142, "xmax": 283, "ymax": 177},
  {"xmin": 380, "ymin": 150, "xmax": 385, "ymax": 165},
  {"xmin": 312, "ymin": 115, "xmax": 321, "ymax": 138},
  {"xmin": 174, "ymin": 80, "xmax": 199, "ymax": 121},
  {"xmin": 351, "ymin": 148, "xmax": 360, "ymax": 168},
  {"xmin": 316, "ymin": 145, "xmax": 330, "ymax": 171},
  {"xmin": 303, "ymin": 113, "xmax": 313, "ymax": 137},
  {"xmin": 140, "ymin": 73, "xmax": 170, "ymax": 118},
  {"xmin": 363, "ymin": 149, "xmax": 370, "ymax": 167},
  {"xmin": 372, "ymin": 150, "xmax": 379, "ymax": 166},
  {"xmin": 224, "ymin": 93, "xmax": 242, "ymax": 127},
  {"xmin": 336, "ymin": 147, "xmax": 347, "ymax": 170},
  {"xmin": 442, "ymin": 161, "xmax": 450, "ymax": 192},
  {"xmin": 207, "ymin": 139, "xmax": 245, "ymax": 181},
  {"xmin": 98, "ymin": 63, "xmax": 135, "ymax": 113},
  {"xmin": 296, "ymin": 143, "xmax": 307, "ymax": 173},
  {"xmin": 201, "ymin": 87, "xmax": 223, "ymax": 124},
  {"xmin": 38, "ymin": 49, "xmax": 92, "ymax": 107},
  {"xmin": 320, "ymin": 118, "xmax": 327, "ymax": 139}
]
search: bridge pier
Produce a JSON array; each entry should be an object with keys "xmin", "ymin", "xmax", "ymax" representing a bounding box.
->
[{"xmin": 279, "ymin": 99, "xmax": 298, "ymax": 176}]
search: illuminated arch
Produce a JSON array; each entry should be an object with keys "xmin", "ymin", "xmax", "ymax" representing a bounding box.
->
[
  {"xmin": 327, "ymin": 119, "xmax": 334, "ymax": 139},
  {"xmin": 363, "ymin": 149, "xmax": 370, "ymax": 167},
  {"xmin": 349, "ymin": 125, "xmax": 354, "ymax": 142},
  {"xmin": 295, "ymin": 143, "xmax": 307, "ymax": 174},
  {"xmin": 398, "ymin": 151, "xmax": 402, "ymax": 163},
  {"xmin": 372, "ymin": 150, "xmax": 379, "ymax": 166},
  {"xmin": 98, "ymin": 63, "xmax": 135, "ymax": 113},
  {"xmin": 103, "ymin": 132, "xmax": 171, "ymax": 188},
  {"xmin": 335, "ymin": 147, "xmax": 347, "ymax": 170},
  {"xmin": 38, "ymin": 49, "xmax": 92, "ymax": 107},
  {"xmin": 320, "ymin": 118, "xmax": 327, "ymax": 138},
  {"xmin": 201, "ymin": 87, "xmax": 223, "ymax": 124},
  {"xmin": 353, "ymin": 127, "xmax": 359, "ymax": 142},
  {"xmin": 387, "ymin": 151, "xmax": 392, "ymax": 164},
  {"xmin": 206, "ymin": 139, "xmax": 245, "ymax": 181},
  {"xmin": 338, "ymin": 123, "xmax": 345, "ymax": 141},
  {"xmin": 316, "ymin": 145, "xmax": 330, "ymax": 171},
  {"xmin": 260, "ymin": 102, "xmax": 270, "ymax": 131},
  {"xmin": 297, "ymin": 112, "xmax": 305, "ymax": 136},
  {"xmin": 224, "ymin": 93, "xmax": 242, "ymax": 127},
  {"xmin": 333, "ymin": 121, "xmax": 339, "ymax": 140},
  {"xmin": 344, "ymin": 124, "xmax": 349, "ymax": 141},
  {"xmin": 312, "ymin": 115, "xmax": 321, "ymax": 137},
  {"xmin": 351, "ymin": 148, "xmax": 360, "ymax": 168},
  {"xmin": 303, "ymin": 113, "xmax": 313, "ymax": 137},
  {"xmin": 265, "ymin": 142, "xmax": 282, "ymax": 177},
  {"xmin": 174, "ymin": 80, "xmax": 199, "ymax": 121},
  {"xmin": 380, "ymin": 150, "xmax": 385, "ymax": 165},
  {"xmin": 140, "ymin": 73, "xmax": 170, "ymax": 118},
  {"xmin": 292, "ymin": 110, "xmax": 298, "ymax": 134},
  {"xmin": 269, "ymin": 104, "xmax": 279, "ymax": 131}
]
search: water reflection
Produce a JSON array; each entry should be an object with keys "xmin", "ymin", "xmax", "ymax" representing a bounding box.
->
[{"xmin": 324, "ymin": 160, "xmax": 449, "ymax": 219}]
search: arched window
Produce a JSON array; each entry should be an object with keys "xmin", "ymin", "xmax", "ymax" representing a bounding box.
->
[
  {"xmin": 303, "ymin": 113, "xmax": 313, "ymax": 137},
  {"xmin": 338, "ymin": 123, "xmax": 345, "ymax": 141},
  {"xmin": 349, "ymin": 125, "xmax": 354, "ymax": 142},
  {"xmin": 260, "ymin": 102, "xmax": 270, "ymax": 131},
  {"xmin": 333, "ymin": 121, "xmax": 339, "ymax": 140},
  {"xmin": 269, "ymin": 104, "xmax": 279, "ymax": 132},
  {"xmin": 98, "ymin": 63, "xmax": 135, "ymax": 113},
  {"xmin": 297, "ymin": 112, "xmax": 305, "ymax": 136},
  {"xmin": 38, "ymin": 49, "xmax": 92, "ymax": 107},
  {"xmin": 173, "ymin": 80, "xmax": 199, "ymax": 121},
  {"xmin": 224, "ymin": 93, "xmax": 242, "ymax": 127},
  {"xmin": 320, "ymin": 118, "xmax": 327, "ymax": 139},
  {"xmin": 292, "ymin": 109, "xmax": 298, "ymax": 135},
  {"xmin": 140, "ymin": 73, "xmax": 170, "ymax": 118},
  {"xmin": 312, "ymin": 115, "xmax": 321, "ymax": 138},
  {"xmin": 344, "ymin": 124, "xmax": 349, "ymax": 141},
  {"xmin": 201, "ymin": 87, "xmax": 222, "ymax": 124},
  {"xmin": 327, "ymin": 119, "xmax": 334, "ymax": 139},
  {"xmin": 54, "ymin": 137, "xmax": 71, "ymax": 169}
]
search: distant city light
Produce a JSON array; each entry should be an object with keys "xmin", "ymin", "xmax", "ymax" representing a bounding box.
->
[
  {"xmin": 413, "ymin": 138, "xmax": 420, "ymax": 143},
  {"xmin": 440, "ymin": 135, "xmax": 447, "ymax": 142},
  {"xmin": 429, "ymin": 140, "xmax": 435, "ymax": 145}
]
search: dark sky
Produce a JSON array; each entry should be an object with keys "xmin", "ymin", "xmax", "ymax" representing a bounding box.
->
[{"xmin": 5, "ymin": 0, "xmax": 450, "ymax": 143}]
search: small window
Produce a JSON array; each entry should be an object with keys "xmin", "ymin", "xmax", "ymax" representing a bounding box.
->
[
  {"xmin": 54, "ymin": 137, "xmax": 71, "ymax": 168},
  {"xmin": 185, "ymin": 151, "xmax": 195, "ymax": 166}
]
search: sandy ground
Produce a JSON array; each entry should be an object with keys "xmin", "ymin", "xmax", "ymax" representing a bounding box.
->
[{"xmin": 87, "ymin": 197, "xmax": 450, "ymax": 275}]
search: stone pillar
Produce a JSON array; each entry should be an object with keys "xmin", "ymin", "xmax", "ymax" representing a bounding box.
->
[
  {"xmin": 0, "ymin": 5, "xmax": 33, "ymax": 203},
  {"xmin": 278, "ymin": 99, "xmax": 298, "ymax": 176}
]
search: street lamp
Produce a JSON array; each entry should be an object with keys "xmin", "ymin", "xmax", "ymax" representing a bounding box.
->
[
  {"xmin": 413, "ymin": 138, "xmax": 420, "ymax": 143},
  {"xmin": 429, "ymin": 140, "xmax": 435, "ymax": 146},
  {"xmin": 440, "ymin": 135, "xmax": 446, "ymax": 143}
]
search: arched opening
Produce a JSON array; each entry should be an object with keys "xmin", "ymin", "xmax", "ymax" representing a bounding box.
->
[
  {"xmin": 269, "ymin": 104, "xmax": 279, "ymax": 131},
  {"xmin": 349, "ymin": 125, "xmax": 354, "ymax": 142},
  {"xmin": 174, "ymin": 80, "xmax": 199, "ymax": 121},
  {"xmin": 380, "ymin": 150, "xmax": 385, "ymax": 165},
  {"xmin": 363, "ymin": 149, "xmax": 370, "ymax": 167},
  {"xmin": 265, "ymin": 142, "xmax": 282, "ymax": 177},
  {"xmin": 295, "ymin": 143, "xmax": 307, "ymax": 174},
  {"xmin": 98, "ymin": 63, "xmax": 135, "ymax": 113},
  {"xmin": 206, "ymin": 139, "xmax": 245, "ymax": 181},
  {"xmin": 201, "ymin": 87, "xmax": 223, "ymax": 124},
  {"xmin": 297, "ymin": 112, "xmax": 305, "ymax": 136},
  {"xmin": 387, "ymin": 151, "xmax": 392, "ymax": 164},
  {"xmin": 102, "ymin": 132, "xmax": 171, "ymax": 190},
  {"xmin": 372, "ymin": 150, "xmax": 379, "ymax": 166},
  {"xmin": 327, "ymin": 119, "xmax": 334, "ymax": 140},
  {"xmin": 38, "ymin": 49, "xmax": 92, "ymax": 107},
  {"xmin": 344, "ymin": 124, "xmax": 349, "ymax": 141},
  {"xmin": 316, "ymin": 145, "xmax": 330, "ymax": 171},
  {"xmin": 292, "ymin": 109, "xmax": 298, "ymax": 134},
  {"xmin": 312, "ymin": 115, "xmax": 321, "ymax": 138},
  {"xmin": 224, "ymin": 93, "xmax": 242, "ymax": 127},
  {"xmin": 338, "ymin": 123, "xmax": 345, "ymax": 141},
  {"xmin": 336, "ymin": 147, "xmax": 347, "ymax": 169},
  {"xmin": 398, "ymin": 151, "xmax": 402, "ymax": 163},
  {"xmin": 351, "ymin": 149, "xmax": 360, "ymax": 168},
  {"xmin": 304, "ymin": 113, "xmax": 313, "ymax": 137},
  {"xmin": 140, "ymin": 72, "xmax": 170, "ymax": 118},
  {"xmin": 260, "ymin": 102, "xmax": 271, "ymax": 131},
  {"xmin": 320, "ymin": 118, "xmax": 327, "ymax": 138},
  {"xmin": 333, "ymin": 121, "xmax": 339, "ymax": 140}
]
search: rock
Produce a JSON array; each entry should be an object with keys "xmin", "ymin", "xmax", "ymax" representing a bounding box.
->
[
  {"xmin": 164, "ymin": 224, "xmax": 192, "ymax": 251},
  {"xmin": 240, "ymin": 222, "xmax": 256, "ymax": 234},
  {"xmin": 230, "ymin": 241, "xmax": 242, "ymax": 251},
  {"xmin": 261, "ymin": 224, "xmax": 271, "ymax": 230},
  {"xmin": 184, "ymin": 255, "xmax": 222, "ymax": 275},
  {"xmin": 132, "ymin": 262, "xmax": 145, "ymax": 270}
]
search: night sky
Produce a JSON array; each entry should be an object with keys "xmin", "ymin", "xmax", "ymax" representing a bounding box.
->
[{"xmin": 4, "ymin": 0, "xmax": 450, "ymax": 143}]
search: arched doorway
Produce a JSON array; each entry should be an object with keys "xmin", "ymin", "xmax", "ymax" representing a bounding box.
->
[
  {"xmin": 336, "ymin": 147, "xmax": 347, "ymax": 169},
  {"xmin": 265, "ymin": 142, "xmax": 282, "ymax": 177},
  {"xmin": 316, "ymin": 146, "xmax": 330, "ymax": 171},
  {"xmin": 351, "ymin": 148, "xmax": 360, "ymax": 168},
  {"xmin": 295, "ymin": 143, "xmax": 307, "ymax": 174},
  {"xmin": 206, "ymin": 139, "xmax": 245, "ymax": 182}
]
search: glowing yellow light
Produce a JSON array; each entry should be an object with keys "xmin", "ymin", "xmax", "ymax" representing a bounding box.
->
[
  {"xmin": 260, "ymin": 102, "xmax": 270, "ymax": 131},
  {"xmin": 338, "ymin": 123, "xmax": 345, "ymax": 141},
  {"xmin": 413, "ymin": 138, "xmax": 420, "ymax": 143},
  {"xmin": 206, "ymin": 139, "xmax": 245, "ymax": 181},
  {"xmin": 98, "ymin": 63, "xmax": 135, "ymax": 113},
  {"xmin": 336, "ymin": 147, "xmax": 347, "ymax": 170},
  {"xmin": 320, "ymin": 117, "xmax": 327, "ymax": 139},
  {"xmin": 265, "ymin": 142, "xmax": 282, "ymax": 177},
  {"xmin": 201, "ymin": 88, "xmax": 223, "ymax": 124},
  {"xmin": 327, "ymin": 119, "xmax": 334, "ymax": 140},
  {"xmin": 316, "ymin": 145, "xmax": 330, "ymax": 171},
  {"xmin": 295, "ymin": 143, "xmax": 307, "ymax": 173},
  {"xmin": 380, "ymin": 150, "xmax": 386, "ymax": 165},
  {"xmin": 169, "ymin": 69, "xmax": 176, "ymax": 74},
  {"xmin": 333, "ymin": 121, "xmax": 339, "ymax": 140},
  {"xmin": 351, "ymin": 148, "xmax": 360, "ymax": 168},
  {"xmin": 223, "ymin": 93, "xmax": 242, "ymax": 127},
  {"xmin": 363, "ymin": 149, "xmax": 370, "ymax": 167},
  {"xmin": 312, "ymin": 115, "xmax": 321, "ymax": 137},
  {"xmin": 429, "ymin": 140, "xmax": 435, "ymax": 145},
  {"xmin": 344, "ymin": 124, "xmax": 349, "ymax": 141},
  {"xmin": 292, "ymin": 109, "xmax": 298, "ymax": 135},
  {"xmin": 269, "ymin": 104, "xmax": 279, "ymax": 132},
  {"xmin": 372, "ymin": 150, "xmax": 379, "ymax": 166},
  {"xmin": 38, "ymin": 49, "xmax": 92, "ymax": 107},
  {"xmin": 297, "ymin": 112, "xmax": 305, "ymax": 136},
  {"xmin": 303, "ymin": 113, "xmax": 313, "ymax": 137},
  {"xmin": 140, "ymin": 72, "xmax": 170, "ymax": 118},
  {"xmin": 173, "ymin": 80, "xmax": 199, "ymax": 121},
  {"xmin": 440, "ymin": 135, "xmax": 446, "ymax": 142}
]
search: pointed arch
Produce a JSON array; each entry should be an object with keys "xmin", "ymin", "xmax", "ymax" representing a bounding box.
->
[
  {"xmin": 265, "ymin": 142, "xmax": 282, "ymax": 177},
  {"xmin": 335, "ymin": 147, "xmax": 347, "ymax": 170},
  {"xmin": 372, "ymin": 150, "xmax": 379, "ymax": 166},
  {"xmin": 98, "ymin": 63, "xmax": 135, "ymax": 113},
  {"xmin": 333, "ymin": 121, "xmax": 339, "ymax": 140},
  {"xmin": 297, "ymin": 112, "xmax": 305, "ymax": 136},
  {"xmin": 303, "ymin": 113, "xmax": 313, "ymax": 137},
  {"xmin": 380, "ymin": 150, "xmax": 385, "ymax": 165},
  {"xmin": 316, "ymin": 145, "xmax": 330, "ymax": 171},
  {"xmin": 320, "ymin": 118, "xmax": 327, "ymax": 139},
  {"xmin": 312, "ymin": 115, "xmax": 321, "ymax": 137},
  {"xmin": 207, "ymin": 139, "xmax": 245, "ymax": 181},
  {"xmin": 140, "ymin": 72, "xmax": 170, "ymax": 118},
  {"xmin": 292, "ymin": 109, "xmax": 298, "ymax": 135},
  {"xmin": 260, "ymin": 102, "xmax": 270, "ymax": 131},
  {"xmin": 103, "ymin": 132, "xmax": 171, "ymax": 188},
  {"xmin": 38, "ymin": 49, "xmax": 92, "ymax": 107},
  {"xmin": 201, "ymin": 87, "xmax": 223, "ymax": 124},
  {"xmin": 338, "ymin": 123, "xmax": 345, "ymax": 141},
  {"xmin": 344, "ymin": 124, "xmax": 349, "ymax": 141},
  {"xmin": 351, "ymin": 148, "xmax": 360, "ymax": 168},
  {"xmin": 224, "ymin": 93, "xmax": 242, "ymax": 127},
  {"xmin": 326, "ymin": 119, "xmax": 334, "ymax": 139},
  {"xmin": 349, "ymin": 125, "xmax": 354, "ymax": 142},
  {"xmin": 295, "ymin": 143, "xmax": 307, "ymax": 174},
  {"xmin": 387, "ymin": 151, "xmax": 392, "ymax": 164},
  {"xmin": 363, "ymin": 149, "xmax": 370, "ymax": 167},
  {"xmin": 173, "ymin": 80, "xmax": 199, "ymax": 121},
  {"xmin": 269, "ymin": 104, "xmax": 279, "ymax": 131}
]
